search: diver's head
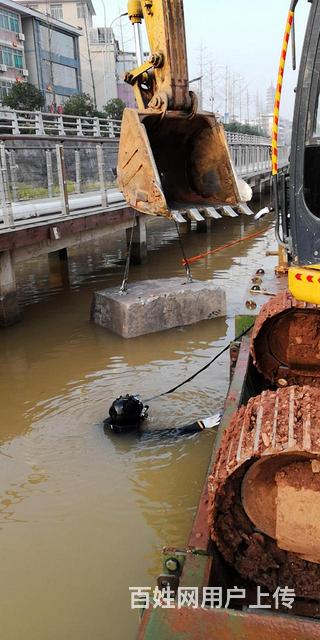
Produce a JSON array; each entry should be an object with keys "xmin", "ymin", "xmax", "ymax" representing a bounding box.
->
[{"xmin": 105, "ymin": 394, "xmax": 148, "ymax": 434}]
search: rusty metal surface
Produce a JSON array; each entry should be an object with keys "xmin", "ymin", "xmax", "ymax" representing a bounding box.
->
[
  {"xmin": 208, "ymin": 385, "xmax": 320, "ymax": 599},
  {"xmin": 137, "ymin": 332, "xmax": 320, "ymax": 637},
  {"xmin": 117, "ymin": 109, "xmax": 241, "ymax": 218},
  {"xmin": 137, "ymin": 606, "xmax": 320, "ymax": 640},
  {"xmin": 117, "ymin": 109, "xmax": 169, "ymax": 217},
  {"xmin": 250, "ymin": 290, "xmax": 320, "ymax": 385},
  {"xmin": 186, "ymin": 335, "xmax": 252, "ymax": 557}
]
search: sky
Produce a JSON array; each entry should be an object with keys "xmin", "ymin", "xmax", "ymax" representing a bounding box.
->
[{"xmin": 92, "ymin": 0, "xmax": 311, "ymax": 121}]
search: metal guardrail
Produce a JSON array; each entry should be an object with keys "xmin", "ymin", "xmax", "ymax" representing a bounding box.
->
[
  {"xmin": 231, "ymin": 142, "xmax": 271, "ymax": 177},
  {"xmin": 0, "ymin": 110, "xmax": 281, "ymax": 148},
  {"xmin": 225, "ymin": 132, "xmax": 289, "ymax": 178},
  {"xmin": 0, "ymin": 113, "xmax": 290, "ymax": 231},
  {"xmin": 0, "ymin": 110, "xmax": 122, "ymax": 138},
  {"xmin": 0, "ymin": 138, "xmax": 124, "ymax": 229},
  {"xmin": 225, "ymin": 131, "xmax": 270, "ymax": 145}
]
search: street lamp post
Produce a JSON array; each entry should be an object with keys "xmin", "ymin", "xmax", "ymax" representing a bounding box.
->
[
  {"xmin": 100, "ymin": 0, "xmax": 107, "ymax": 103},
  {"xmin": 133, "ymin": 22, "xmax": 144, "ymax": 66},
  {"xmin": 99, "ymin": 3, "xmax": 128, "ymax": 105}
]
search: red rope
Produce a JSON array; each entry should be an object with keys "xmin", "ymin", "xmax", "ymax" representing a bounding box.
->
[{"xmin": 182, "ymin": 225, "xmax": 271, "ymax": 266}]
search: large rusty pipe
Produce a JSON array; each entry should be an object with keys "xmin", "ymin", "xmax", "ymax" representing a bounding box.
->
[{"xmin": 208, "ymin": 385, "xmax": 320, "ymax": 601}]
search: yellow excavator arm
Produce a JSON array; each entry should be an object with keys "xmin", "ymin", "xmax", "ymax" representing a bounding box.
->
[
  {"xmin": 117, "ymin": 0, "xmax": 250, "ymax": 218},
  {"xmin": 126, "ymin": 0, "xmax": 190, "ymax": 112}
]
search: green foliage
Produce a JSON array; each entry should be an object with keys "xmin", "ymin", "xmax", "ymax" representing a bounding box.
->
[
  {"xmin": 102, "ymin": 98, "xmax": 126, "ymax": 120},
  {"xmin": 62, "ymin": 95, "xmax": 126, "ymax": 120},
  {"xmin": 63, "ymin": 93, "xmax": 95, "ymax": 117},
  {"xmin": 17, "ymin": 180, "xmax": 75, "ymax": 200},
  {"xmin": 224, "ymin": 121, "xmax": 265, "ymax": 137},
  {"xmin": 93, "ymin": 110, "xmax": 107, "ymax": 119},
  {"xmin": 2, "ymin": 82, "xmax": 45, "ymax": 111},
  {"xmin": 16, "ymin": 178, "xmax": 116, "ymax": 201}
]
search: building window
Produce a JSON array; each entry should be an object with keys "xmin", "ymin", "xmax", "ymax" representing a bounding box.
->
[
  {"xmin": 0, "ymin": 80, "xmax": 13, "ymax": 101},
  {"xmin": 43, "ymin": 60, "xmax": 78, "ymax": 90},
  {"xmin": 0, "ymin": 9, "xmax": 20, "ymax": 33},
  {"xmin": 50, "ymin": 4, "xmax": 63, "ymax": 20},
  {"xmin": 39, "ymin": 25, "xmax": 75, "ymax": 59},
  {"xmin": 0, "ymin": 46, "xmax": 23, "ymax": 69},
  {"xmin": 76, "ymin": 3, "xmax": 87, "ymax": 19},
  {"xmin": 89, "ymin": 28, "xmax": 113, "ymax": 45}
]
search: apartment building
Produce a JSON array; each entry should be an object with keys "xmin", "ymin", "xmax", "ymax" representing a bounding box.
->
[
  {"xmin": 89, "ymin": 27, "xmax": 136, "ymax": 109},
  {"xmin": 17, "ymin": 0, "xmax": 137, "ymax": 109},
  {"xmin": 0, "ymin": 2, "xmax": 27, "ymax": 99},
  {"xmin": 0, "ymin": 0, "xmax": 81, "ymax": 107},
  {"xmin": 17, "ymin": 0, "xmax": 95, "ymax": 100}
]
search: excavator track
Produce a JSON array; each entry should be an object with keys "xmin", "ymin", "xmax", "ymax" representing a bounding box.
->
[
  {"xmin": 208, "ymin": 385, "xmax": 320, "ymax": 603},
  {"xmin": 250, "ymin": 291, "xmax": 320, "ymax": 386}
]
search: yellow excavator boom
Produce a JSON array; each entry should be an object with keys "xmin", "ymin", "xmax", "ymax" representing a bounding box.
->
[{"xmin": 117, "ymin": 0, "xmax": 250, "ymax": 218}]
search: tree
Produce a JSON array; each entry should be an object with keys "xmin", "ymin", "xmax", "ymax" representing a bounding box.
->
[
  {"xmin": 103, "ymin": 98, "xmax": 126, "ymax": 120},
  {"xmin": 3, "ymin": 81, "xmax": 44, "ymax": 111},
  {"xmin": 63, "ymin": 93, "xmax": 95, "ymax": 117},
  {"xmin": 224, "ymin": 121, "xmax": 265, "ymax": 137}
]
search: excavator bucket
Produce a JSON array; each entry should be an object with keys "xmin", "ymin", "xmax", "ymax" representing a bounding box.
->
[{"xmin": 117, "ymin": 108, "xmax": 246, "ymax": 218}]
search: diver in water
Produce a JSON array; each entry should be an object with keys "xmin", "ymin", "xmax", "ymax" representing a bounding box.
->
[
  {"xmin": 104, "ymin": 395, "xmax": 148, "ymax": 434},
  {"xmin": 104, "ymin": 395, "xmax": 222, "ymax": 437}
]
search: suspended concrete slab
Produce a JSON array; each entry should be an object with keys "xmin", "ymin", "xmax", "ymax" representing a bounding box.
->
[{"xmin": 91, "ymin": 278, "xmax": 226, "ymax": 338}]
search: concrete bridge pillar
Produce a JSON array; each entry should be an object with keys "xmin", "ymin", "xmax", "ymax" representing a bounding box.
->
[
  {"xmin": 48, "ymin": 248, "xmax": 70, "ymax": 288},
  {"xmin": 127, "ymin": 215, "xmax": 147, "ymax": 264},
  {"xmin": 0, "ymin": 250, "xmax": 20, "ymax": 327}
]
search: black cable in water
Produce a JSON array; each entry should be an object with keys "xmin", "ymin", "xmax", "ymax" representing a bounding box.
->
[{"xmin": 144, "ymin": 323, "xmax": 254, "ymax": 403}]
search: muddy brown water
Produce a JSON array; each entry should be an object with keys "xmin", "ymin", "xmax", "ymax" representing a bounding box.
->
[{"xmin": 0, "ymin": 208, "xmax": 276, "ymax": 639}]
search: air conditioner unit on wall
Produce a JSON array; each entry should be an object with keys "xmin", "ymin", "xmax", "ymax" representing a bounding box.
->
[
  {"xmin": 17, "ymin": 33, "xmax": 25, "ymax": 41},
  {"xmin": 21, "ymin": 69, "xmax": 29, "ymax": 77},
  {"xmin": 0, "ymin": 64, "xmax": 8, "ymax": 72}
]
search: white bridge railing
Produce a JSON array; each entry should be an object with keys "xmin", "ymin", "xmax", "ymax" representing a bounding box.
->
[
  {"xmin": 0, "ymin": 109, "xmax": 288, "ymax": 163},
  {"xmin": 0, "ymin": 109, "xmax": 122, "ymax": 138},
  {"xmin": 225, "ymin": 131, "xmax": 289, "ymax": 177},
  {"xmin": 0, "ymin": 111, "xmax": 289, "ymax": 230}
]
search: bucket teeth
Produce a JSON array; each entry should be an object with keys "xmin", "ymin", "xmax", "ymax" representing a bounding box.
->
[
  {"xmin": 171, "ymin": 210, "xmax": 186, "ymax": 223},
  {"xmin": 236, "ymin": 203, "xmax": 254, "ymax": 216},
  {"xmin": 202, "ymin": 207, "xmax": 222, "ymax": 219},
  {"xmin": 186, "ymin": 208, "xmax": 205, "ymax": 221},
  {"xmin": 219, "ymin": 206, "xmax": 238, "ymax": 218},
  {"xmin": 168, "ymin": 202, "xmax": 257, "ymax": 224}
]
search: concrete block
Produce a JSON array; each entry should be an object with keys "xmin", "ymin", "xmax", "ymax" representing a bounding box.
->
[{"xmin": 91, "ymin": 278, "xmax": 226, "ymax": 338}]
